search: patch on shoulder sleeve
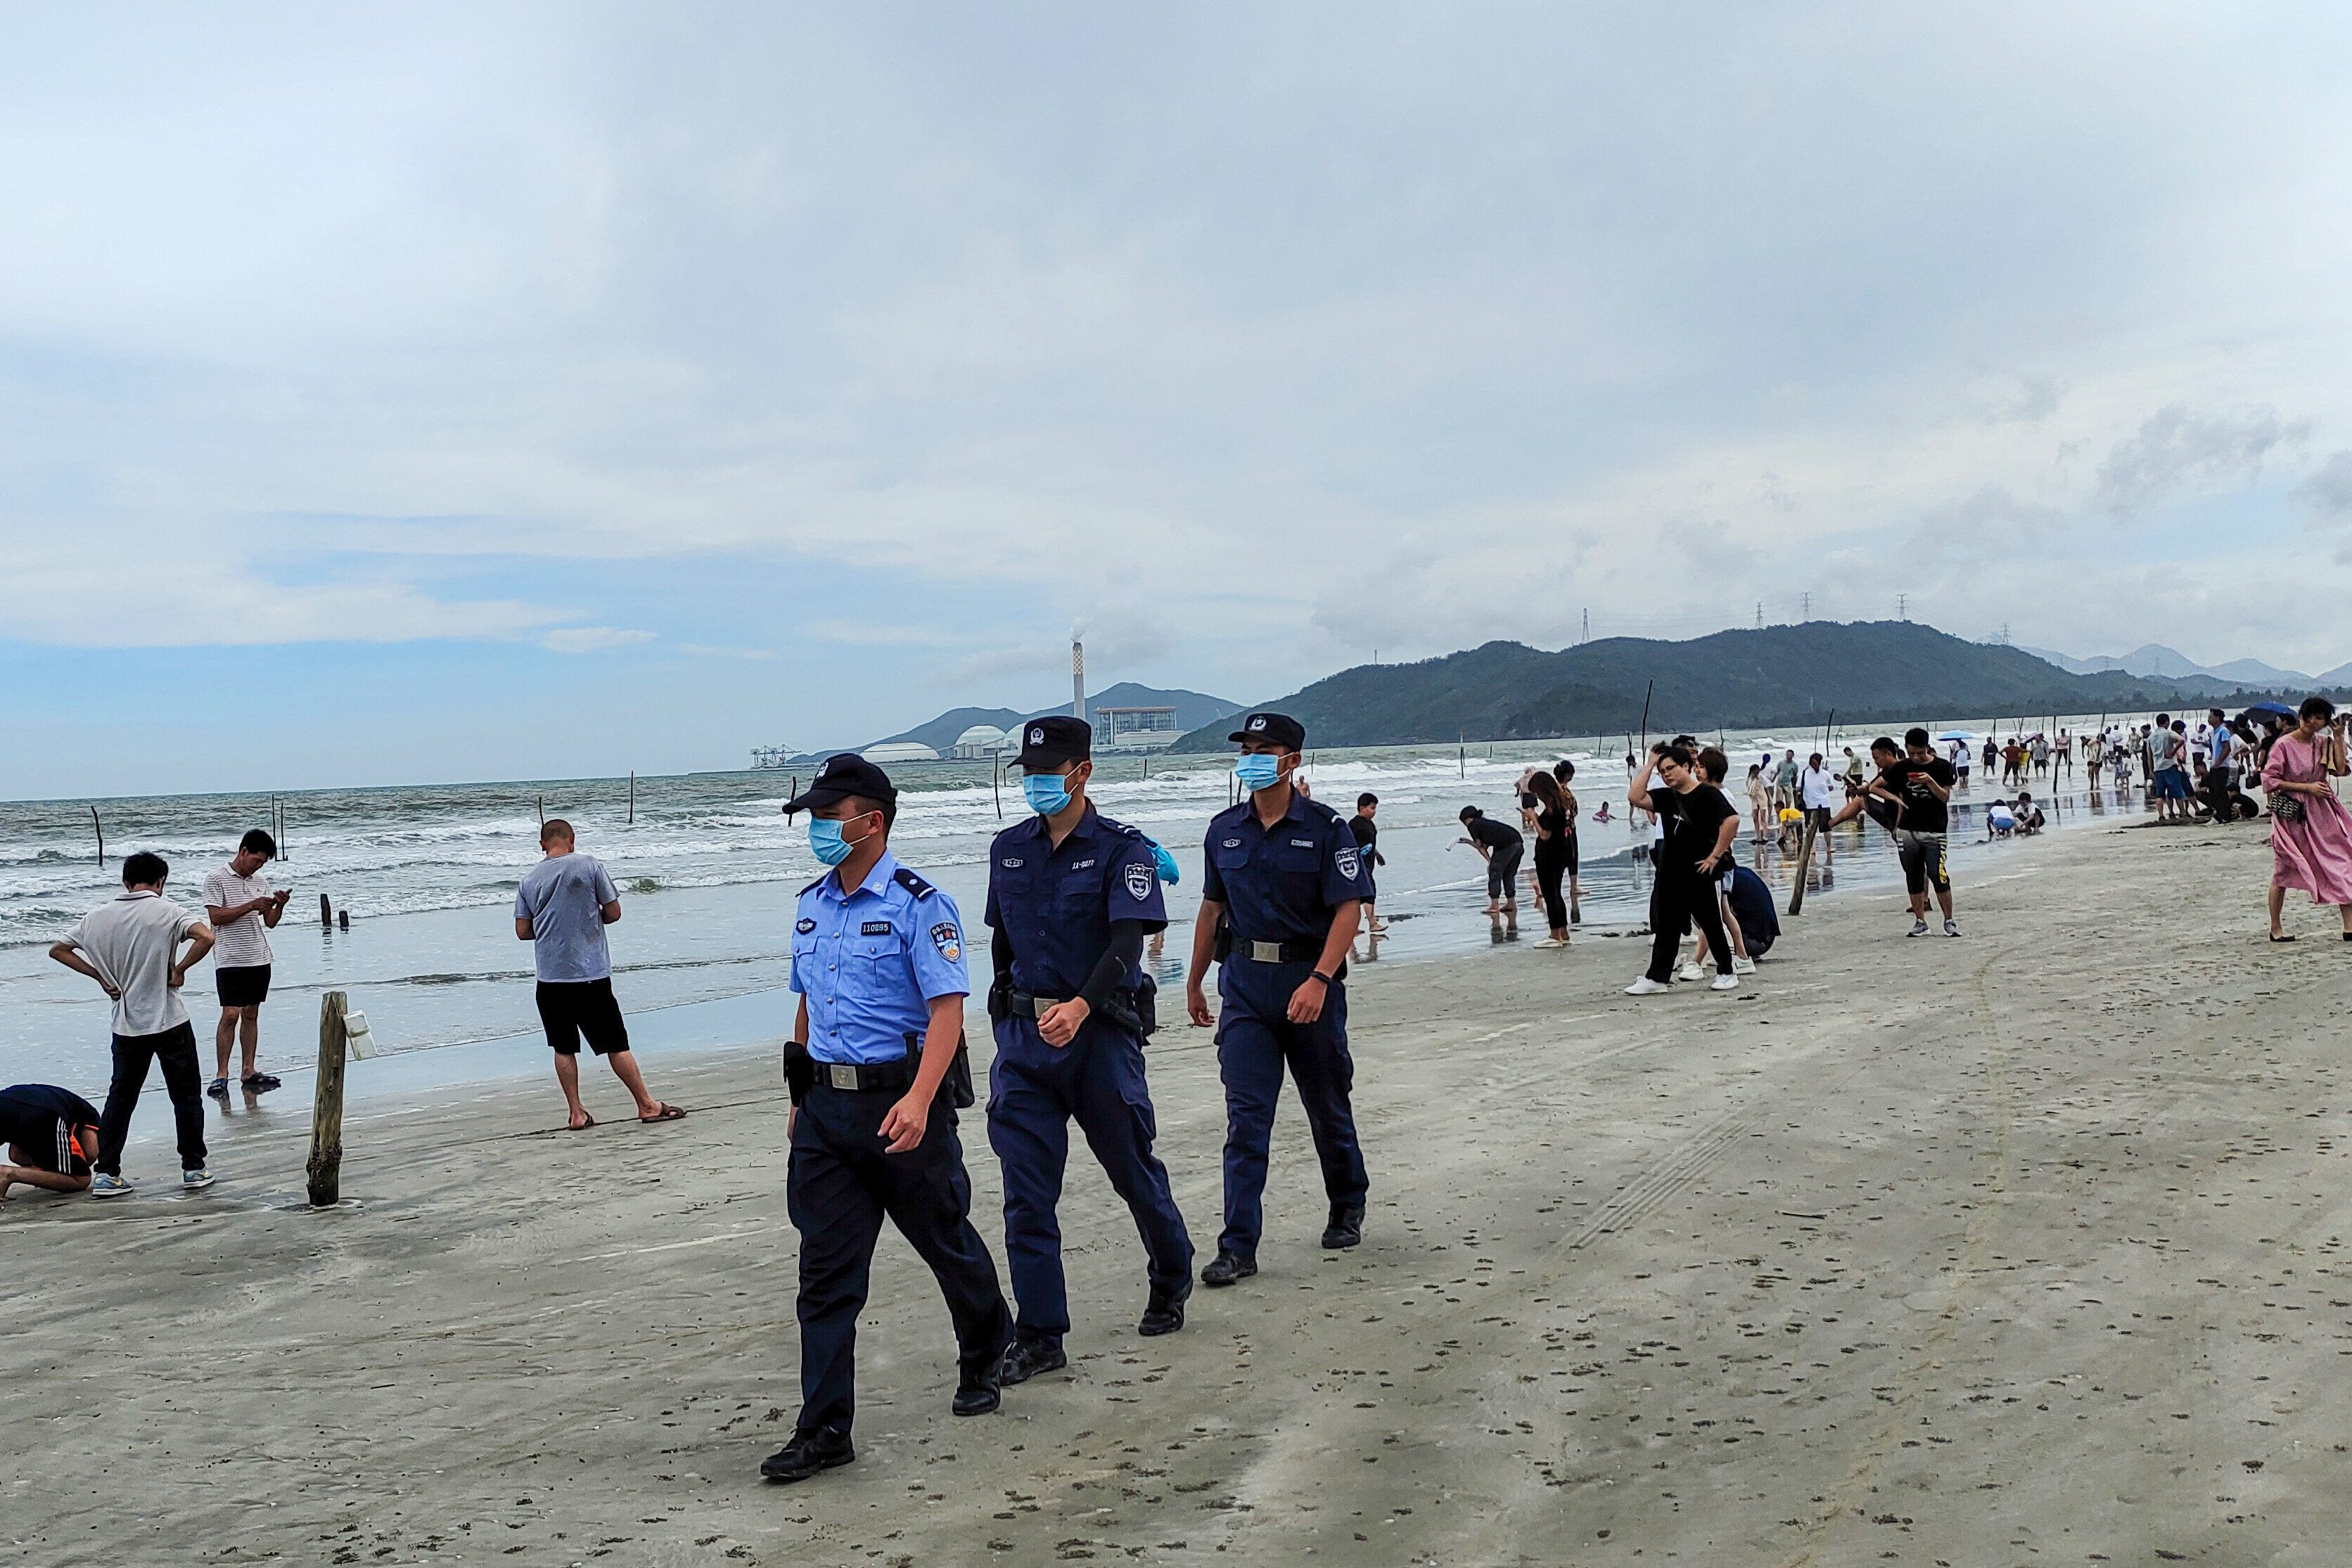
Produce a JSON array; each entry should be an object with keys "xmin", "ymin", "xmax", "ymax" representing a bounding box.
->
[
  {"xmin": 929, "ymin": 921, "xmax": 962, "ymax": 963},
  {"xmin": 1335, "ymin": 846, "xmax": 1361, "ymax": 880},
  {"xmin": 1125, "ymin": 862, "xmax": 1154, "ymax": 900}
]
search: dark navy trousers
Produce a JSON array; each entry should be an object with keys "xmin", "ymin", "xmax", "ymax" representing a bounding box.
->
[
  {"xmin": 1213, "ymin": 958, "xmax": 1367, "ymax": 1258},
  {"xmin": 987, "ymin": 1015, "xmax": 1193, "ymax": 1341},
  {"xmin": 786, "ymin": 1083, "xmax": 1011, "ymax": 1438}
]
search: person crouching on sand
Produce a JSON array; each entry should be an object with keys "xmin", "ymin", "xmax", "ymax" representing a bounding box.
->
[
  {"xmin": 0, "ymin": 1084, "xmax": 103, "ymax": 1201},
  {"xmin": 514, "ymin": 818, "xmax": 685, "ymax": 1130}
]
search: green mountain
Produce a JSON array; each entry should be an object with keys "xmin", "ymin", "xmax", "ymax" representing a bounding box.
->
[{"xmin": 1165, "ymin": 622, "xmax": 2246, "ymax": 752}]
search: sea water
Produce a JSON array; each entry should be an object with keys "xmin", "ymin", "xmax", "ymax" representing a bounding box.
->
[{"xmin": 0, "ymin": 715, "xmax": 2175, "ymax": 1106}]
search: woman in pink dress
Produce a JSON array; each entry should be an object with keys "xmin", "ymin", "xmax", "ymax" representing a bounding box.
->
[{"xmin": 2262, "ymin": 696, "xmax": 2352, "ymax": 941}]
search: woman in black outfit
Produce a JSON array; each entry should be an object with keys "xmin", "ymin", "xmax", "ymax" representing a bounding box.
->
[
  {"xmin": 1523, "ymin": 770, "xmax": 1576, "ymax": 948},
  {"xmin": 1551, "ymin": 760, "xmax": 1583, "ymax": 924}
]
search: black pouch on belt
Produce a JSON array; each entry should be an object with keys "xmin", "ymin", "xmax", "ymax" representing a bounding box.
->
[
  {"xmin": 902, "ymin": 1032, "xmax": 978, "ymax": 1109},
  {"xmin": 781, "ymin": 1036, "xmax": 814, "ymax": 1107},
  {"xmin": 1212, "ymin": 914, "xmax": 1233, "ymax": 963},
  {"xmin": 1103, "ymin": 975, "xmax": 1158, "ymax": 1039}
]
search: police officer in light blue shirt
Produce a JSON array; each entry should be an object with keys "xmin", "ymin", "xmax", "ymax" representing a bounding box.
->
[
  {"xmin": 985, "ymin": 717, "xmax": 1194, "ymax": 1388},
  {"xmin": 762, "ymin": 754, "xmax": 1011, "ymax": 1486},
  {"xmin": 1184, "ymin": 712, "xmax": 1370, "ymax": 1288}
]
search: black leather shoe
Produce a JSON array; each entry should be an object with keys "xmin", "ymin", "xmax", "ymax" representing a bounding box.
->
[
  {"xmin": 1199, "ymin": 1251, "xmax": 1256, "ymax": 1287},
  {"xmin": 997, "ymin": 1336, "xmax": 1067, "ymax": 1386},
  {"xmin": 952, "ymin": 1363, "xmax": 1002, "ymax": 1416},
  {"xmin": 760, "ymin": 1427, "xmax": 855, "ymax": 1482},
  {"xmin": 1321, "ymin": 1203, "xmax": 1364, "ymax": 1249},
  {"xmin": 1139, "ymin": 1277, "xmax": 1192, "ymax": 1336}
]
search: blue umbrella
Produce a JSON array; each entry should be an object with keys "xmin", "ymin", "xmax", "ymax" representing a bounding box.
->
[{"xmin": 2243, "ymin": 702, "xmax": 2296, "ymax": 719}]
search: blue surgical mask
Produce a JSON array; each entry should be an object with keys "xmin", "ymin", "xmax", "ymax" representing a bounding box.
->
[
  {"xmin": 1023, "ymin": 771, "xmax": 1073, "ymax": 815},
  {"xmin": 808, "ymin": 816, "xmax": 869, "ymax": 867},
  {"xmin": 1234, "ymin": 752, "xmax": 1283, "ymax": 793}
]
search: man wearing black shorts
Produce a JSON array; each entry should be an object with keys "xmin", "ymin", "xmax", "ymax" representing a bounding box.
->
[
  {"xmin": 1457, "ymin": 807, "xmax": 1523, "ymax": 926},
  {"xmin": 514, "ymin": 818, "xmax": 685, "ymax": 1130},
  {"xmin": 0, "ymin": 1084, "xmax": 101, "ymax": 1200},
  {"xmin": 204, "ymin": 829, "xmax": 292, "ymax": 1097},
  {"xmin": 1869, "ymin": 728, "xmax": 1959, "ymax": 937}
]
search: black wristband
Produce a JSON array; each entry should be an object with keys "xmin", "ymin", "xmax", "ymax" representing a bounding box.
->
[{"xmin": 1308, "ymin": 970, "xmax": 1334, "ymax": 987}]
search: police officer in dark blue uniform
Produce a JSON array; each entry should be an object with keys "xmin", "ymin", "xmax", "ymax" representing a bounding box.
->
[
  {"xmin": 985, "ymin": 716, "xmax": 1194, "ymax": 1384},
  {"xmin": 1183, "ymin": 712, "xmax": 1370, "ymax": 1287},
  {"xmin": 762, "ymin": 755, "xmax": 1012, "ymax": 1484}
]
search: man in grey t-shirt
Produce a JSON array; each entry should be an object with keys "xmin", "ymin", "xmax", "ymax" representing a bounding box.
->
[
  {"xmin": 50, "ymin": 852, "xmax": 219, "ymax": 1196},
  {"xmin": 513, "ymin": 819, "xmax": 683, "ymax": 1131}
]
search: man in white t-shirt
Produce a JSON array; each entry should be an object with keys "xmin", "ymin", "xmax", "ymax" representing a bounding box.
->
[
  {"xmin": 203, "ymin": 828, "xmax": 292, "ymax": 1098},
  {"xmin": 1798, "ymin": 752, "xmax": 1841, "ymax": 864},
  {"xmin": 50, "ymin": 852, "xmax": 218, "ymax": 1197}
]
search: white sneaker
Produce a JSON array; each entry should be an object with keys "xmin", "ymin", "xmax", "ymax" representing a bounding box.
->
[
  {"xmin": 1676, "ymin": 962, "xmax": 1705, "ymax": 982},
  {"xmin": 1708, "ymin": 972, "xmax": 1739, "ymax": 991},
  {"xmin": 90, "ymin": 1173, "xmax": 134, "ymax": 1198},
  {"xmin": 1623, "ymin": 976, "xmax": 1673, "ymax": 996},
  {"xmin": 1732, "ymin": 956, "xmax": 1756, "ymax": 975},
  {"xmin": 181, "ymin": 1168, "xmax": 214, "ymax": 1190}
]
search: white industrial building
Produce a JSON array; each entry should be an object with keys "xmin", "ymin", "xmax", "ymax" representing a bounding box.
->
[{"xmin": 952, "ymin": 724, "xmax": 1009, "ymax": 759}]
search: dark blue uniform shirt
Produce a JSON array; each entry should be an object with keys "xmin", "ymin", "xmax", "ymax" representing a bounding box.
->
[
  {"xmin": 1199, "ymin": 792, "xmax": 1368, "ymax": 944},
  {"xmin": 984, "ymin": 806, "xmax": 1166, "ymax": 998}
]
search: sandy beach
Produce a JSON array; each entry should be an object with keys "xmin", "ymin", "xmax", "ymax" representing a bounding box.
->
[{"xmin": 8, "ymin": 816, "xmax": 2351, "ymax": 1567}]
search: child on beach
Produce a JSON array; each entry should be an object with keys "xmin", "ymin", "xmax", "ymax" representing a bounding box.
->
[
  {"xmin": 49, "ymin": 852, "xmax": 217, "ymax": 1197},
  {"xmin": 514, "ymin": 819, "xmax": 685, "ymax": 1131}
]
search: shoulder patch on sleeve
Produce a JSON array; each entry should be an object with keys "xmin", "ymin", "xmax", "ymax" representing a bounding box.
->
[
  {"xmin": 1335, "ymin": 845, "xmax": 1361, "ymax": 880},
  {"xmin": 928, "ymin": 920, "xmax": 962, "ymax": 962},
  {"xmin": 893, "ymin": 867, "xmax": 937, "ymax": 899}
]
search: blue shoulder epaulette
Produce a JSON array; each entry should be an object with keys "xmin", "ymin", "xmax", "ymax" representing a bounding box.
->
[
  {"xmin": 893, "ymin": 866, "xmax": 938, "ymax": 899},
  {"xmin": 1094, "ymin": 814, "xmax": 1144, "ymax": 839},
  {"xmin": 798, "ymin": 873, "xmax": 830, "ymax": 896}
]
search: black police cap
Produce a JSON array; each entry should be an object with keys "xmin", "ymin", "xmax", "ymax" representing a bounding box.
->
[
  {"xmin": 1016, "ymin": 716, "xmax": 1092, "ymax": 769},
  {"xmin": 1227, "ymin": 712, "xmax": 1305, "ymax": 750},
  {"xmin": 781, "ymin": 752, "xmax": 898, "ymax": 816}
]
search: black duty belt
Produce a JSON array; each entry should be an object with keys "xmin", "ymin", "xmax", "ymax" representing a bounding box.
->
[
  {"xmin": 1235, "ymin": 938, "xmax": 1324, "ymax": 964},
  {"xmin": 809, "ymin": 1058, "xmax": 913, "ymax": 1093}
]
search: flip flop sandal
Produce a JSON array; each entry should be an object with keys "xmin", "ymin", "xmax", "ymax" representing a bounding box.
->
[
  {"xmin": 2270, "ymin": 934, "xmax": 2298, "ymax": 943},
  {"xmin": 640, "ymin": 1103, "xmax": 688, "ymax": 1124},
  {"xmin": 243, "ymin": 1074, "xmax": 281, "ymax": 1091},
  {"xmin": 567, "ymin": 1114, "xmax": 596, "ymax": 1131}
]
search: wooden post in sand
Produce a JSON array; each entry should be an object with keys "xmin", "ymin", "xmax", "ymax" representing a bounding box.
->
[
  {"xmin": 307, "ymin": 990, "xmax": 349, "ymax": 1208},
  {"xmin": 1786, "ymin": 818, "xmax": 1822, "ymax": 915},
  {"xmin": 91, "ymin": 805, "xmax": 104, "ymax": 866}
]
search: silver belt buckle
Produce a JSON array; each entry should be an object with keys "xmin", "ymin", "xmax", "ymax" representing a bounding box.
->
[
  {"xmin": 1249, "ymin": 940, "xmax": 1284, "ymax": 963},
  {"xmin": 824, "ymin": 1063, "xmax": 859, "ymax": 1090}
]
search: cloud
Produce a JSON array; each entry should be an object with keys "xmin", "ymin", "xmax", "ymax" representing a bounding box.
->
[
  {"xmin": 2290, "ymin": 450, "xmax": 2352, "ymax": 519},
  {"xmin": 804, "ymin": 619, "xmax": 962, "ymax": 648},
  {"xmin": 2092, "ymin": 404, "xmax": 2309, "ymax": 518},
  {"xmin": 677, "ymin": 643, "xmax": 775, "ymax": 660},
  {"xmin": 540, "ymin": 626, "xmax": 654, "ymax": 654}
]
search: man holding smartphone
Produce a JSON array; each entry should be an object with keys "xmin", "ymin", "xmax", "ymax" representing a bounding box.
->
[{"xmin": 204, "ymin": 829, "xmax": 292, "ymax": 1096}]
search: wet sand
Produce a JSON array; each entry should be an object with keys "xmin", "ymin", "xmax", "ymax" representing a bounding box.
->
[{"xmin": 8, "ymin": 816, "xmax": 2351, "ymax": 1567}]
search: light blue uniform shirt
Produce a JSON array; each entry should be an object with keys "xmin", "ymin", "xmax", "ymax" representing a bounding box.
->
[{"xmin": 788, "ymin": 851, "xmax": 970, "ymax": 1066}]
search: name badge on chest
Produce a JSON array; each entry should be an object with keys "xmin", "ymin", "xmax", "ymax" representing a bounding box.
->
[{"xmin": 859, "ymin": 920, "xmax": 893, "ymax": 936}]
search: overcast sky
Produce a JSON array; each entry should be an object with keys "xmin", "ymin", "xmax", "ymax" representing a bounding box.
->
[{"xmin": 6, "ymin": 4, "xmax": 2352, "ymax": 796}]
